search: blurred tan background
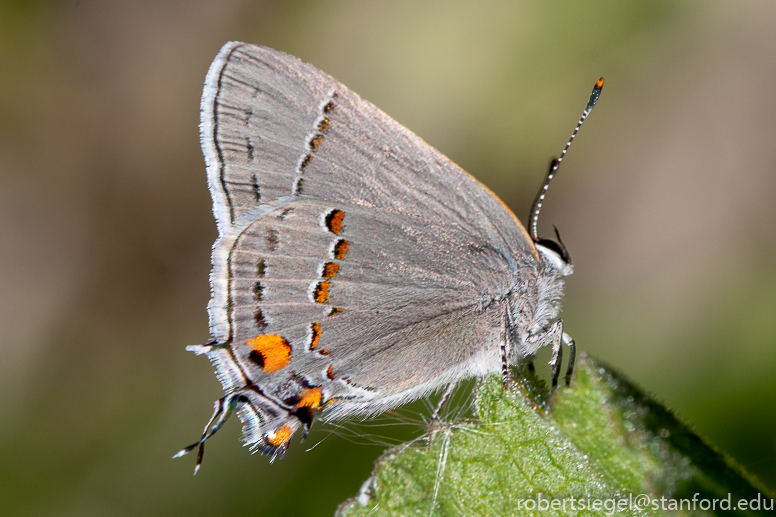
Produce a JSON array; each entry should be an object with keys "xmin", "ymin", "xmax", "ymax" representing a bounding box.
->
[{"xmin": 1, "ymin": 1, "xmax": 775, "ymax": 515}]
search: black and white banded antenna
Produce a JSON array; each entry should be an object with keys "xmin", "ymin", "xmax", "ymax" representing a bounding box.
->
[{"xmin": 529, "ymin": 77, "xmax": 604, "ymax": 246}]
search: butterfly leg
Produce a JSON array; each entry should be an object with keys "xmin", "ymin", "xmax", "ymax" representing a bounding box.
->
[
  {"xmin": 549, "ymin": 326, "xmax": 577, "ymax": 388},
  {"xmin": 523, "ymin": 319, "xmax": 565, "ymax": 389},
  {"xmin": 430, "ymin": 383, "xmax": 456, "ymax": 423},
  {"xmin": 549, "ymin": 324, "xmax": 563, "ymax": 390},
  {"xmin": 502, "ymin": 302, "xmax": 516, "ymax": 388},
  {"xmin": 562, "ymin": 332, "xmax": 576, "ymax": 386},
  {"xmin": 501, "ymin": 338, "xmax": 511, "ymax": 388}
]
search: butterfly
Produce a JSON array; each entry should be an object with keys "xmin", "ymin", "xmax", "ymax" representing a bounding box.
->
[{"xmin": 175, "ymin": 42, "xmax": 603, "ymax": 473}]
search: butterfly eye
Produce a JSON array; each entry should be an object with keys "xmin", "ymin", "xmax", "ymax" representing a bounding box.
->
[
  {"xmin": 535, "ymin": 238, "xmax": 571, "ymax": 265},
  {"xmin": 535, "ymin": 226, "xmax": 571, "ymax": 265}
]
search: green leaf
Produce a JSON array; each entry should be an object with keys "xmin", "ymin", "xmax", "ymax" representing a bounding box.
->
[{"xmin": 336, "ymin": 354, "xmax": 773, "ymax": 516}]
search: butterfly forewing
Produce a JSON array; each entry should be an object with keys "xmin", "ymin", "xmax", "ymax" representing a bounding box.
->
[
  {"xmin": 202, "ymin": 43, "xmax": 336, "ymax": 229},
  {"xmin": 204, "ymin": 43, "xmax": 536, "ymax": 255}
]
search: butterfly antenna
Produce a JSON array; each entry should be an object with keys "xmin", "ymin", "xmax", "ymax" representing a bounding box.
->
[{"xmin": 529, "ymin": 77, "xmax": 604, "ymax": 242}]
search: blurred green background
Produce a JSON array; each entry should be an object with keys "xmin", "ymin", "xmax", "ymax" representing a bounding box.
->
[{"xmin": 1, "ymin": 1, "xmax": 774, "ymax": 515}]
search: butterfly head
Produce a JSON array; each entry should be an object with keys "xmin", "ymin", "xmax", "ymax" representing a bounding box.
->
[{"xmin": 534, "ymin": 226, "xmax": 573, "ymax": 278}]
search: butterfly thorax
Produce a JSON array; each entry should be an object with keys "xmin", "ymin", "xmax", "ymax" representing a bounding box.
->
[{"xmin": 507, "ymin": 244, "xmax": 573, "ymax": 361}]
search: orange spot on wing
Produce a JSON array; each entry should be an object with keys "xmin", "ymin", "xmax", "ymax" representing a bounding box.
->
[
  {"xmin": 317, "ymin": 118, "xmax": 331, "ymax": 132},
  {"xmin": 326, "ymin": 365, "xmax": 335, "ymax": 380},
  {"xmin": 295, "ymin": 387, "xmax": 322, "ymax": 409},
  {"xmin": 333, "ymin": 239, "xmax": 349, "ymax": 259},
  {"xmin": 326, "ymin": 210, "xmax": 345, "ymax": 234},
  {"xmin": 313, "ymin": 281, "xmax": 330, "ymax": 303},
  {"xmin": 320, "ymin": 348, "xmax": 329, "ymax": 355},
  {"xmin": 309, "ymin": 134, "xmax": 324, "ymax": 152},
  {"xmin": 245, "ymin": 334, "xmax": 291, "ymax": 374},
  {"xmin": 322, "ymin": 262, "xmax": 339, "ymax": 279},
  {"xmin": 309, "ymin": 322, "xmax": 321, "ymax": 350},
  {"xmin": 266, "ymin": 424, "xmax": 293, "ymax": 447}
]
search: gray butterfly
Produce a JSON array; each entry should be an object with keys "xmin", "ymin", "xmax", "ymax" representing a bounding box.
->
[{"xmin": 175, "ymin": 42, "xmax": 603, "ymax": 472}]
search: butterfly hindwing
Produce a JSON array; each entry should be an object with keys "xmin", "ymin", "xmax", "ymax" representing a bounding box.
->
[{"xmin": 223, "ymin": 199, "xmax": 508, "ymax": 405}]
